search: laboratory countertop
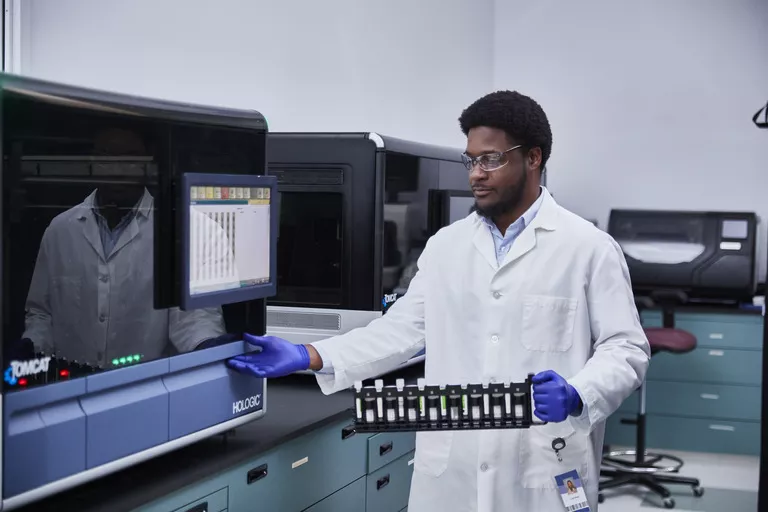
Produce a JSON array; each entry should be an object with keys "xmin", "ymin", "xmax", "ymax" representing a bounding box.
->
[{"xmin": 16, "ymin": 363, "xmax": 426, "ymax": 512}]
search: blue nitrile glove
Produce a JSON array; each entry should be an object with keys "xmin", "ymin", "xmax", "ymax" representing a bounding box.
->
[
  {"xmin": 531, "ymin": 370, "xmax": 583, "ymax": 422},
  {"xmin": 226, "ymin": 334, "xmax": 310, "ymax": 378}
]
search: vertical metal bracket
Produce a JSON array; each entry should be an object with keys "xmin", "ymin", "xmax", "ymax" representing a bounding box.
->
[{"xmin": 3, "ymin": 0, "xmax": 23, "ymax": 73}]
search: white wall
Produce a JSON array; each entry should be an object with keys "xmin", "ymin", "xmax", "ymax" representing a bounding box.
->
[
  {"xmin": 19, "ymin": 0, "xmax": 493, "ymax": 148},
  {"xmin": 494, "ymin": 0, "xmax": 768, "ymax": 279}
]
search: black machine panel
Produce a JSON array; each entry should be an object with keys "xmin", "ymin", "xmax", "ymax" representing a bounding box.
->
[
  {"xmin": 1, "ymin": 75, "xmax": 267, "ymax": 392},
  {"xmin": 265, "ymin": 133, "xmax": 467, "ymax": 312},
  {"xmin": 608, "ymin": 209, "xmax": 757, "ymax": 301}
]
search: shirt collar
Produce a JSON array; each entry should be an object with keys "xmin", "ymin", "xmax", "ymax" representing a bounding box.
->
[
  {"xmin": 84, "ymin": 187, "xmax": 153, "ymax": 219},
  {"xmin": 482, "ymin": 186, "xmax": 546, "ymax": 238}
]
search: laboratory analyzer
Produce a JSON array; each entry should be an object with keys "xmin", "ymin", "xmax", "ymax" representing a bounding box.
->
[{"xmin": 0, "ymin": 73, "xmax": 276, "ymax": 510}]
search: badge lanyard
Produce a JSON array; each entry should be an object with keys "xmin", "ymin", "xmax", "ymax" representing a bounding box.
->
[{"xmin": 551, "ymin": 437, "xmax": 591, "ymax": 512}]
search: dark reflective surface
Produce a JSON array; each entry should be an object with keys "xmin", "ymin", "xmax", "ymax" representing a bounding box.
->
[
  {"xmin": 274, "ymin": 191, "xmax": 343, "ymax": 306},
  {"xmin": 382, "ymin": 153, "xmax": 467, "ymax": 301},
  {"xmin": 2, "ymin": 85, "xmax": 262, "ymax": 391}
]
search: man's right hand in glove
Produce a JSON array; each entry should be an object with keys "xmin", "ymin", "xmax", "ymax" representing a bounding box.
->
[{"xmin": 226, "ymin": 334, "xmax": 323, "ymax": 378}]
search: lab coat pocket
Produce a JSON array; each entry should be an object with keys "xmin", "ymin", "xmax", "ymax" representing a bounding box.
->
[
  {"xmin": 413, "ymin": 431, "xmax": 453, "ymax": 477},
  {"xmin": 520, "ymin": 295, "xmax": 577, "ymax": 352},
  {"xmin": 518, "ymin": 420, "xmax": 589, "ymax": 489}
]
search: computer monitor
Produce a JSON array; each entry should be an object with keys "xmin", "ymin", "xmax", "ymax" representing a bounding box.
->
[{"xmin": 181, "ymin": 173, "xmax": 278, "ymax": 310}]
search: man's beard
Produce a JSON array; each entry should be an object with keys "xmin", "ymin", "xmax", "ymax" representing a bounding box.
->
[{"xmin": 473, "ymin": 169, "xmax": 528, "ymax": 221}]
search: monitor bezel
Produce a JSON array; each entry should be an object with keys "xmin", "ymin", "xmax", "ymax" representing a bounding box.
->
[{"xmin": 180, "ymin": 172, "xmax": 278, "ymax": 310}]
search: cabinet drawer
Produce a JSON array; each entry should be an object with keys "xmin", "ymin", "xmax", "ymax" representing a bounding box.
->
[
  {"xmin": 605, "ymin": 413, "xmax": 761, "ymax": 456},
  {"xmin": 646, "ymin": 381, "xmax": 761, "ymax": 421},
  {"xmin": 366, "ymin": 451, "xmax": 415, "ymax": 512},
  {"xmin": 139, "ymin": 486, "xmax": 228, "ymax": 512},
  {"xmin": 303, "ymin": 477, "xmax": 366, "ymax": 512},
  {"xmin": 674, "ymin": 316, "xmax": 763, "ymax": 350},
  {"xmin": 367, "ymin": 432, "xmax": 416, "ymax": 473},
  {"xmin": 228, "ymin": 418, "xmax": 368, "ymax": 512},
  {"xmin": 647, "ymin": 348, "xmax": 761, "ymax": 385}
]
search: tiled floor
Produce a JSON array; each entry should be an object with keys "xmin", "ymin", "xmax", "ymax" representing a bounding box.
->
[{"xmin": 598, "ymin": 449, "xmax": 759, "ymax": 512}]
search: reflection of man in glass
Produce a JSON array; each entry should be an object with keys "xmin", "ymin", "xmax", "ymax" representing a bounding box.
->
[
  {"xmin": 22, "ymin": 128, "xmax": 228, "ymax": 367},
  {"xmin": 566, "ymin": 480, "xmax": 577, "ymax": 494}
]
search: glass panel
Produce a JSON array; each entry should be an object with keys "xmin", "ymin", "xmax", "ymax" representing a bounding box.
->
[
  {"xmin": 273, "ymin": 191, "xmax": 343, "ymax": 306},
  {"xmin": 383, "ymin": 154, "xmax": 467, "ymax": 302},
  {"xmin": 1, "ymin": 88, "xmax": 254, "ymax": 392}
]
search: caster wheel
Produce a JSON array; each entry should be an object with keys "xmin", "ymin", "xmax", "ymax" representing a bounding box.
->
[
  {"xmin": 663, "ymin": 497, "xmax": 675, "ymax": 509},
  {"xmin": 598, "ymin": 494, "xmax": 605, "ymax": 504},
  {"xmin": 693, "ymin": 486, "xmax": 704, "ymax": 497}
]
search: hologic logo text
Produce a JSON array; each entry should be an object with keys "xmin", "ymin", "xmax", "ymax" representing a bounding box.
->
[{"xmin": 233, "ymin": 394, "xmax": 262, "ymax": 415}]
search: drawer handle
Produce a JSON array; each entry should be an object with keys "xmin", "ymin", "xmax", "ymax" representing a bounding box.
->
[
  {"xmin": 708, "ymin": 333, "xmax": 724, "ymax": 339},
  {"xmin": 709, "ymin": 424, "xmax": 736, "ymax": 432},
  {"xmin": 341, "ymin": 425, "xmax": 356, "ymax": 440},
  {"xmin": 380, "ymin": 441, "xmax": 394, "ymax": 456},
  {"xmin": 377, "ymin": 474, "xmax": 390, "ymax": 490},
  {"xmin": 700, "ymin": 394, "xmax": 720, "ymax": 400},
  {"xmin": 708, "ymin": 350, "xmax": 725, "ymax": 357},
  {"xmin": 185, "ymin": 503, "xmax": 208, "ymax": 512},
  {"xmin": 247, "ymin": 464, "xmax": 268, "ymax": 484}
]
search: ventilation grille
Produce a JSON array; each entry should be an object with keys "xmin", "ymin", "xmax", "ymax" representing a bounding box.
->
[
  {"xmin": 267, "ymin": 310, "xmax": 342, "ymax": 331},
  {"xmin": 268, "ymin": 168, "xmax": 343, "ymax": 186}
]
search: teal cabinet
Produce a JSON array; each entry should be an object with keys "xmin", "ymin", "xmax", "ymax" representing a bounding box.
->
[
  {"xmin": 366, "ymin": 451, "xmax": 415, "ymax": 512},
  {"xmin": 647, "ymin": 348, "xmax": 761, "ymax": 386},
  {"xmin": 606, "ymin": 310, "xmax": 763, "ymax": 457},
  {"xmin": 302, "ymin": 477, "xmax": 366, "ymax": 512},
  {"xmin": 137, "ymin": 484, "xmax": 229, "ymax": 512},
  {"xmin": 646, "ymin": 381, "xmax": 761, "ymax": 421},
  {"xmin": 227, "ymin": 418, "xmax": 368, "ymax": 512},
  {"xmin": 367, "ymin": 432, "xmax": 416, "ymax": 473},
  {"xmin": 606, "ymin": 413, "xmax": 761, "ymax": 456}
]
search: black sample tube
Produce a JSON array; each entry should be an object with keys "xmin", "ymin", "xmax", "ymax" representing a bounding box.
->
[
  {"xmin": 406, "ymin": 393, "xmax": 419, "ymax": 423},
  {"xmin": 491, "ymin": 393, "xmax": 505, "ymax": 426},
  {"xmin": 470, "ymin": 394, "xmax": 483, "ymax": 425},
  {"xmin": 449, "ymin": 395, "xmax": 461, "ymax": 424}
]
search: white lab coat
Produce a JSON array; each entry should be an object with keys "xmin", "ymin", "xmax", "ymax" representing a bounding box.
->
[
  {"xmin": 23, "ymin": 189, "xmax": 226, "ymax": 366},
  {"xmin": 312, "ymin": 188, "xmax": 650, "ymax": 512}
]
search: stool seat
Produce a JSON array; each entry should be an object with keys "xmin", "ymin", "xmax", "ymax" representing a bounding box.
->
[{"xmin": 645, "ymin": 327, "xmax": 696, "ymax": 355}]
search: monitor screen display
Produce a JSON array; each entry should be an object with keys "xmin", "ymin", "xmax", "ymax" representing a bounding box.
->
[
  {"xmin": 189, "ymin": 185, "xmax": 271, "ymax": 295},
  {"xmin": 182, "ymin": 174, "xmax": 277, "ymax": 310}
]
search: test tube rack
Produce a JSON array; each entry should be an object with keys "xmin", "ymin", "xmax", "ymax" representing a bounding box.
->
[{"xmin": 352, "ymin": 374, "xmax": 545, "ymax": 433}]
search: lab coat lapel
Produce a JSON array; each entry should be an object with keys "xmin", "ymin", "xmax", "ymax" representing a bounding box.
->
[
  {"xmin": 109, "ymin": 190, "xmax": 153, "ymax": 260},
  {"xmin": 502, "ymin": 226, "xmax": 536, "ymax": 267},
  {"xmin": 472, "ymin": 219, "xmax": 499, "ymax": 271},
  {"xmin": 76, "ymin": 192, "xmax": 106, "ymax": 263},
  {"xmin": 499, "ymin": 189, "xmax": 559, "ymax": 270}
]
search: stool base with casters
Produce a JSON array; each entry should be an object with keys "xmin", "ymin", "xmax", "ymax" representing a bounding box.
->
[
  {"xmin": 598, "ymin": 306, "xmax": 705, "ymax": 509},
  {"xmin": 597, "ymin": 383, "xmax": 704, "ymax": 508}
]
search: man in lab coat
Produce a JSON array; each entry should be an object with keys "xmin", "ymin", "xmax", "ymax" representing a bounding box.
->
[{"xmin": 228, "ymin": 91, "xmax": 651, "ymax": 511}]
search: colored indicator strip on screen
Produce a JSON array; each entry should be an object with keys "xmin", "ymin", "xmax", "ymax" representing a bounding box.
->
[{"xmin": 112, "ymin": 354, "xmax": 144, "ymax": 367}]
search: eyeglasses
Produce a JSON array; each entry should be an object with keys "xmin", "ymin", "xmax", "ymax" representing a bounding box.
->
[{"xmin": 461, "ymin": 144, "xmax": 523, "ymax": 172}]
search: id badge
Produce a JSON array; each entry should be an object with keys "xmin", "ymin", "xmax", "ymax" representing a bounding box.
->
[{"xmin": 554, "ymin": 470, "xmax": 591, "ymax": 512}]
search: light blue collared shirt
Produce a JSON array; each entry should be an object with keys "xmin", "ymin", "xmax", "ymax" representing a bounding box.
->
[{"xmin": 481, "ymin": 187, "xmax": 545, "ymax": 265}]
